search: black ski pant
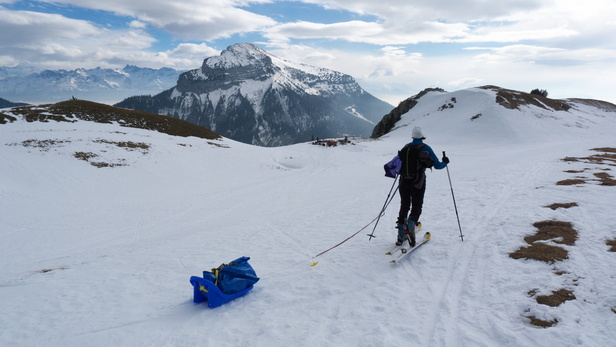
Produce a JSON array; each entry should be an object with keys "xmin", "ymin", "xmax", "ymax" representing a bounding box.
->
[{"xmin": 397, "ymin": 178, "xmax": 426, "ymax": 225}]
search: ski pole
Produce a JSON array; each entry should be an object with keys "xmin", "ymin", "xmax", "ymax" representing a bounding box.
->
[
  {"xmin": 368, "ymin": 175, "xmax": 399, "ymax": 240},
  {"xmin": 443, "ymin": 151, "xmax": 464, "ymax": 241}
]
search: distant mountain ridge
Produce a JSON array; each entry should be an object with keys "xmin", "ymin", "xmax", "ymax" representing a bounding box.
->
[
  {"xmin": 115, "ymin": 43, "xmax": 393, "ymax": 146},
  {"xmin": 0, "ymin": 97, "xmax": 28, "ymax": 108},
  {"xmin": 0, "ymin": 65, "xmax": 182, "ymax": 104}
]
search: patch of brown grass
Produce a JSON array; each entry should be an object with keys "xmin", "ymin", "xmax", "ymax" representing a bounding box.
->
[
  {"xmin": 9, "ymin": 105, "xmax": 77, "ymax": 123},
  {"xmin": 0, "ymin": 112, "xmax": 17, "ymax": 124},
  {"xmin": 588, "ymin": 153, "xmax": 616, "ymax": 165},
  {"xmin": 556, "ymin": 178, "xmax": 585, "ymax": 186},
  {"xmin": 591, "ymin": 147, "xmax": 616, "ymax": 153},
  {"xmin": 4, "ymin": 100, "xmax": 222, "ymax": 140},
  {"xmin": 479, "ymin": 85, "xmax": 570, "ymax": 111},
  {"xmin": 74, "ymin": 152, "xmax": 98, "ymax": 161},
  {"xmin": 594, "ymin": 172, "xmax": 616, "ymax": 186},
  {"xmin": 90, "ymin": 161, "xmax": 127, "ymax": 168},
  {"xmin": 536, "ymin": 289, "xmax": 576, "ymax": 307},
  {"xmin": 563, "ymin": 149, "xmax": 616, "ymax": 167},
  {"xmin": 207, "ymin": 141, "xmax": 230, "ymax": 148},
  {"xmin": 601, "ymin": 178, "xmax": 616, "ymax": 187},
  {"xmin": 527, "ymin": 221, "xmax": 578, "ymax": 246},
  {"xmin": 509, "ymin": 220, "xmax": 577, "ymax": 263},
  {"xmin": 527, "ymin": 316, "xmax": 558, "ymax": 328},
  {"xmin": 16, "ymin": 138, "xmax": 70, "ymax": 151},
  {"xmin": 561, "ymin": 147, "xmax": 616, "ymax": 164},
  {"xmin": 544, "ymin": 202, "xmax": 578, "ymax": 210},
  {"xmin": 94, "ymin": 139, "xmax": 150, "ymax": 151},
  {"xmin": 607, "ymin": 239, "xmax": 616, "ymax": 252},
  {"xmin": 509, "ymin": 243, "xmax": 569, "ymax": 263},
  {"xmin": 561, "ymin": 149, "xmax": 616, "ymax": 184}
]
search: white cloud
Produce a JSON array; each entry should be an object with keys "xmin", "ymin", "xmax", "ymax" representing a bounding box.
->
[
  {"xmin": 447, "ymin": 77, "xmax": 484, "ymax": 88},
  {"xmin": 257, "ymin": 0, "xmax": 593, "ymax": 47},
  {"xmin": 459, "ymin": 25, "xmax": 578, "ymax": 43},
  {"xmin": 32, "ymin": 0, "xmax": 277, "ymax": 41},
  {"xmin": 129, "ymin": 20, "xmax": 147, "ymax": 29},
  {"xmin": 0, "ymin": 9, "xmax": 165, "ymax": 69},
  {"xmin": 1, "ymin": 0, "xmax": 616, "ymax": 105},
  {"xmin": 81, "ymin": 41, "xmax": 218, "ymax": 70},
  {"xmin": 156, "ymin": 43, "xmax": 220, "ymax": 68},
  {"xmin": 467, "ymin": 44, "xmax": 616, "ymax": 67},
  {"xmin": 264, "ymin": 20, "xmax": 472, "ymax": 45},
  {"xmin": 300, "ymin": 0, "xmax": 545, "ymax": 26},
  {"xmin": 0, "ymin": 55, "xmax": 19, "ymax": 67},
  {"xmin": 0, "ymin": 2, "xmax": 248, "ymax": 70},
  {"xmin": 263, "ymin": 0, "xmax": 615, "ymax": 50},
  {"xmin": 271, "ymin": 44, "xmax": 421, "ymax": 78},
  {"xmin": 366, "ymin": 43, "xmax": 616, "ymax": 104},
  {"xmin": 0, "ymin": 9, "xmax": 101, "ymax": 44},
  {"xmin": 167, "ymin": 43, "xmax": 219, "ymax": 58},
  {"xmin": 380, "ymin": 46, "xmax": 407, "ymax": 57}
]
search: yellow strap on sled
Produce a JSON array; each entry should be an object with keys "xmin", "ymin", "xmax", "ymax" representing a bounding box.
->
[
  {"xmin": 212, "ymin": 268, "xmax": 219, "ymax": 286},
  {"xmin": 212, "ymin": 263, "xmax": 226, "ymax": 286}
]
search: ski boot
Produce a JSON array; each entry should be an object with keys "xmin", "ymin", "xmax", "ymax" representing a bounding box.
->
[
  {"xmin": 404, "ymin": 219, "xmax": 417, "ymax": 248},
  {"xmin": 395, "ymin": 223, "xmax": 406, "ymax": 246}
]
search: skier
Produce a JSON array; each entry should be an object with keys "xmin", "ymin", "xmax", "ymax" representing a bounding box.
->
[{"xmin": 384, "ymin": 126, "xmax": 449, "ymax": 246}]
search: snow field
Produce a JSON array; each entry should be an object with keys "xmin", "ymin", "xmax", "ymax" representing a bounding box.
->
[{"xmin": 1, "ymin": 88, "xmax": 615, "ymax": 346}]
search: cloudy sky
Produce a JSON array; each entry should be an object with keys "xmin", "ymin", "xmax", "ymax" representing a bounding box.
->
[{"xmin": 1, "ymin": 0, "xmax": 615, "ymax": 105}]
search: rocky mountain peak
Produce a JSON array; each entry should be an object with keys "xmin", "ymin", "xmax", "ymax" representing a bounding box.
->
[
  {"xmin": 203, "ymin": 43, "xmax": 273, "ymax": 71},
  {"xmin": 117, "ymin": 43, "xmax": 393, "ymax": 146}
]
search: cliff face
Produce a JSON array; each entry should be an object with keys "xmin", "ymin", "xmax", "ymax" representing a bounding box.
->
[{"xmin": 371, "ymin": 88, "xmax": 444, "ymax": 138}]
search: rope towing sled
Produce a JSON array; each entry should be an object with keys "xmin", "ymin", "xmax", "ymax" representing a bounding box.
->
[{"xmin": 189, "ymin": 256, "xmax": 260, "ymax": 308}]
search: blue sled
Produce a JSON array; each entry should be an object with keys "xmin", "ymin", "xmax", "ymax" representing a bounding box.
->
[{"xmin": 189, "ymin": 276, "xmax": 255, "ymax": 308}]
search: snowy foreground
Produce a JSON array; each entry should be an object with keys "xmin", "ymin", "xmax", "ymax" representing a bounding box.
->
[{"xmin": 1, "ymin": 88, "xmax": 615, "ymax": 346}]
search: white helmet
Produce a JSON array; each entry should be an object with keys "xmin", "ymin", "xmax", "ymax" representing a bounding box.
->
[{"xmin": 412, "ymin": 126, "xmax": 425, "ymax": 139}]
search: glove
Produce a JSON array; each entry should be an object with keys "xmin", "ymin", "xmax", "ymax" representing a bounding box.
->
[{"xmin": 442, "ymin": 156, "xmax": 450, "ymax": 164}]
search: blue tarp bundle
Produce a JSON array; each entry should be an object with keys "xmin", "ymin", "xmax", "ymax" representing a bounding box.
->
[{"xmin": 189, "ymin": 256, "xmax": 259, "ymax": 308}]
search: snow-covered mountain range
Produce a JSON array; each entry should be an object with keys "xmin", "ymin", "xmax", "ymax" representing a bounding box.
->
[
  {"xmin": 0, "ymin": 65, "xmax": 182, "ymax": 105},
  {"xmin": 115, "ymin": 43, "xmax": 393, "ymax": 146},
  {"xmin": 1, "ymin": 86, "xmax": 616, "ymax": 345}
]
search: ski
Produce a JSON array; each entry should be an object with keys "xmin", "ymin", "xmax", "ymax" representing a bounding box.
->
[
  {"xmin": 385, "ymin": 222, "xmax": 422, "ymax": 255},
  {"xmin": 385, "ymin": 244, "xmax": 403, "ymax": 255},
  {"xmin": 390, "ymin": 232, "xmax": 431, "ymax": 263}
]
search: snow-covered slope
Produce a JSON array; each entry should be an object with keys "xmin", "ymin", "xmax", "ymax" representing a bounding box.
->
[
  {"xmin": 1, "ymin": 88, "xmax": 615, "ymax": 346},
  {"xmin": 374, "ymin": 86, "xmax": 615, "ymax": 146}
]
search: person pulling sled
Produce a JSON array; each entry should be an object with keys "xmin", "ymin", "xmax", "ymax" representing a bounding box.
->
[{"xmin": 384, "ymin": 126, "xmax": 449, "ymax": 247}]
